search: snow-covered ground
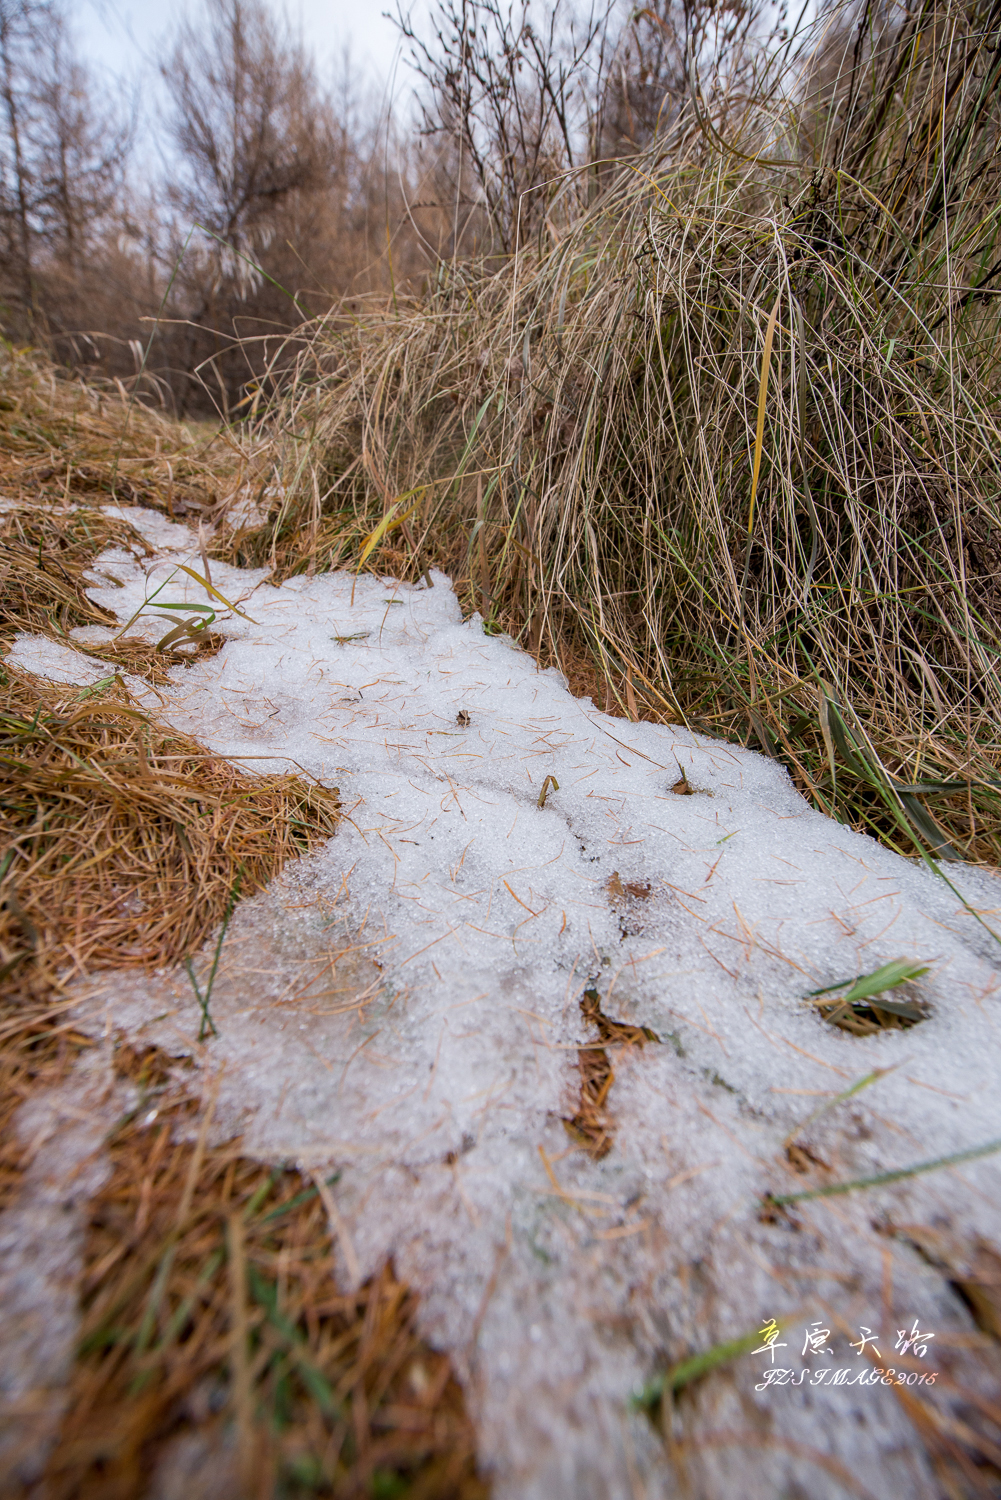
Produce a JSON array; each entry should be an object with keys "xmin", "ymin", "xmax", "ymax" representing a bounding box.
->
[{"xmin": 9, "ymin": 506, "xmax": 1001, "ymax": 1498}]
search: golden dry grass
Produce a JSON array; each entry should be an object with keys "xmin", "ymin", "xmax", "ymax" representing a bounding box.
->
[
  {"xmin": 0, "ymin": 502, "xmax": 229, "ymax": 683},
  {"xmin": 228, "ymin": 0, "xmax": 1001, "ymax": 872},
  {"xmin": 0, "ymin": 344, "xmax": 240, "ymax": 520},
  {"xmin": 0, "ymin": 660, "xmax": 341, "ymax": 1217},
  {"xmin": 37, "ymin": 1042, "xmax": 486, "ymax": 1500},
  {"xmin": 0, "ymin": 540, "xmax": 339, "ymax": 1281},
  {"xmin": 0, "ymin": 665, "xmax": 340, "ymax": 1001}
]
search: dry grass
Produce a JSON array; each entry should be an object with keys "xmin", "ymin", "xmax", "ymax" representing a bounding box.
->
[
  {"xmin": 0, "ymin": 665, "xmax": 340, "ymax": 1001},
  {"xmin": 37, "ymin": 1041, "xmax": 485, "ymax": 1500},
  {"xmin": 564, "ymin": 982, "xmax": 659, "ymax": 1159},
  {"xmin": 1, "ymin": 503, "xmax": 153, "ymax": 636},
  {"xmin": 228, "ymin": 0, "xmax": 1001, "ymax": 869},
  {"xmin": 0, "ymin": 439, "xmax": 334, "ymax": 1214},
  {"xmin": 0, "ymin": 500, "xmax": 232, "ymax": 679},
  {"xmin": 0, "ymin": 343, "xmax": 240, "ymax": 519},
  {"xmin": 0, "ymin": 635, "xmax": 338, "ymax": 1234},
  {"xmin": 0, "ymin": 344, "xmax": 248, "ymax": 684}
]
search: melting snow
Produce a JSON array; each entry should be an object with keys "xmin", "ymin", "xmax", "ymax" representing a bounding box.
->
[
  {"xmin": 0, "ymin": 1069, "xmax": 114, "ymax": 1485},
  {"xmin": 9, "ymin": 505, "xmax": 1001, "ymax": 1498}
]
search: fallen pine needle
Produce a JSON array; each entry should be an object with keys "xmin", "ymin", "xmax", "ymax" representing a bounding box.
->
[{"xmin": 313, "ymin": 1170, "xmax": 362, "ymax": 1290}]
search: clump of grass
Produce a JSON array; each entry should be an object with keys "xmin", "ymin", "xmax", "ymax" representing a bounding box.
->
[
  {"xmin": 40, "ymin": 1043, "xmax": 487, "ymax": 1500},
  {"xmin": 1, "ymin": 501, "xmax": 153, "ymax": 639},
  {"xmin": 0, "ymin": 501, "xmax": 231, "ymax": 682},
  {"xmin": 807, "ymin": 959, "xmax": 931, "ymax": 1035},
  {"xmin": 0, "ymin": 420, "xmax": 238, "ymax": 685},
  {"xmin": 233, "ymin": 0, "xmax": 1001, "ymax": 866}
]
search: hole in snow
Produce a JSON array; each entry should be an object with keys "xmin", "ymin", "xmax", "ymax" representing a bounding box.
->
[{"xmin": 563, "ymin": 987, "xmax": 660, "ymax": 1158}]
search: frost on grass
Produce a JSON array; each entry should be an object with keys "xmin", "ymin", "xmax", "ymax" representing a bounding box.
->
[{"xmin": 9, "ymin": 507, "xmax": 1001, "ymax": 1499}]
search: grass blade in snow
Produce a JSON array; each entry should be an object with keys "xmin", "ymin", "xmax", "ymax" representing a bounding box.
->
[
  {"xmin": 766, "ymin": 1138, "xmax": 1001, "ymax": 1208},
  {"xmin": 807, "ymin": 960, "xmax": 930, "ymax": 1034}
]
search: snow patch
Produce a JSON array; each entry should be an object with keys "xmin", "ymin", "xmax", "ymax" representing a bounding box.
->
[
  {"xmin": 13, "ymin": 514, "xmax": 1001, "ymax": 1498},
  {"xmin": 0, "ymin": 1069, "xmax": 115, "ymax": 1485}
]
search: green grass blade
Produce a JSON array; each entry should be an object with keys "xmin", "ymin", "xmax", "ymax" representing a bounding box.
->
[{"xmin": 767, "ymin": 1137, "xmax": 1001, "ymax": 1207}]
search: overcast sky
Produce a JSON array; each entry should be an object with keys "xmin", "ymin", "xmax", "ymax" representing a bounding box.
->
[{"xmin": 79, "ymin": 0, "xmax": 423, "ymax": 93}]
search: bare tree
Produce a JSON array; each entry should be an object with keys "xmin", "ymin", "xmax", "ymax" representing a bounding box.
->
[
  {"xmin": 163, "ymin": 0, "xmax": 335, "ymax": 257},
  {"xmin": 26, "ymin": 7, "xmax": 130, "ymax": 279},
  {"xmin": 0, "ymin": 0, "xmax": 436, "ymax": 409},
  {"xmin": 0, "ymin": 0, "xmax": 42, "ymax": 321},
  {"xmin": 0, "ymin": 0, "xmax": 132, "ymax": 346},
  {"xmin": 395, "ymin": 0, "xmax": 615, "ymax": 256},
  {"xmin": 396, "ymin": 0, "xmax": 795, "ymax": 254},
  {"xmin": 160, "ymin": 0, "xmax": 346, "ymax": 408}
]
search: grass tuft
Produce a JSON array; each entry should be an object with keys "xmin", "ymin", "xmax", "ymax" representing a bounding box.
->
[{"xmin": 807, "ymin": 959, "xmax": 931, "ymax": 1034}]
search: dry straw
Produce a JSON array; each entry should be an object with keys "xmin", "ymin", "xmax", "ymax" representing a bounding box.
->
[
  {"xmin": 0, "ymin": 540, "xmax": 338, "ymax": 1228},
  {"xmin": 0, "ymin": 342, "xmax": 242, "ymax": 517},
  {"xmin": 0, "ymin": 664, "xmax": 340, "ymax": 1000},
  {"xmin": 0, "ymin": 346, "xmax": 335, "ymax": 1197}
]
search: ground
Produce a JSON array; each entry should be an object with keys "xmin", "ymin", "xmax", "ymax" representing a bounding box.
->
[{"xmin": 2, "ymin": 360, "xmax": 1001, "ymax": 1498}]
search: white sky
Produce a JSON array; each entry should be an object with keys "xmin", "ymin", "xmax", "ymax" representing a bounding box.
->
[{"xmin": 79, "ymin": 0, "xmax": 424, "ymax": 94}]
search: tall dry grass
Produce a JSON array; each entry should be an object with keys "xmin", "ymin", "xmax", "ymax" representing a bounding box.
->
[{"xmin": 230, "ymin": 0, "xmax": 1001, "ymax": 866}]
